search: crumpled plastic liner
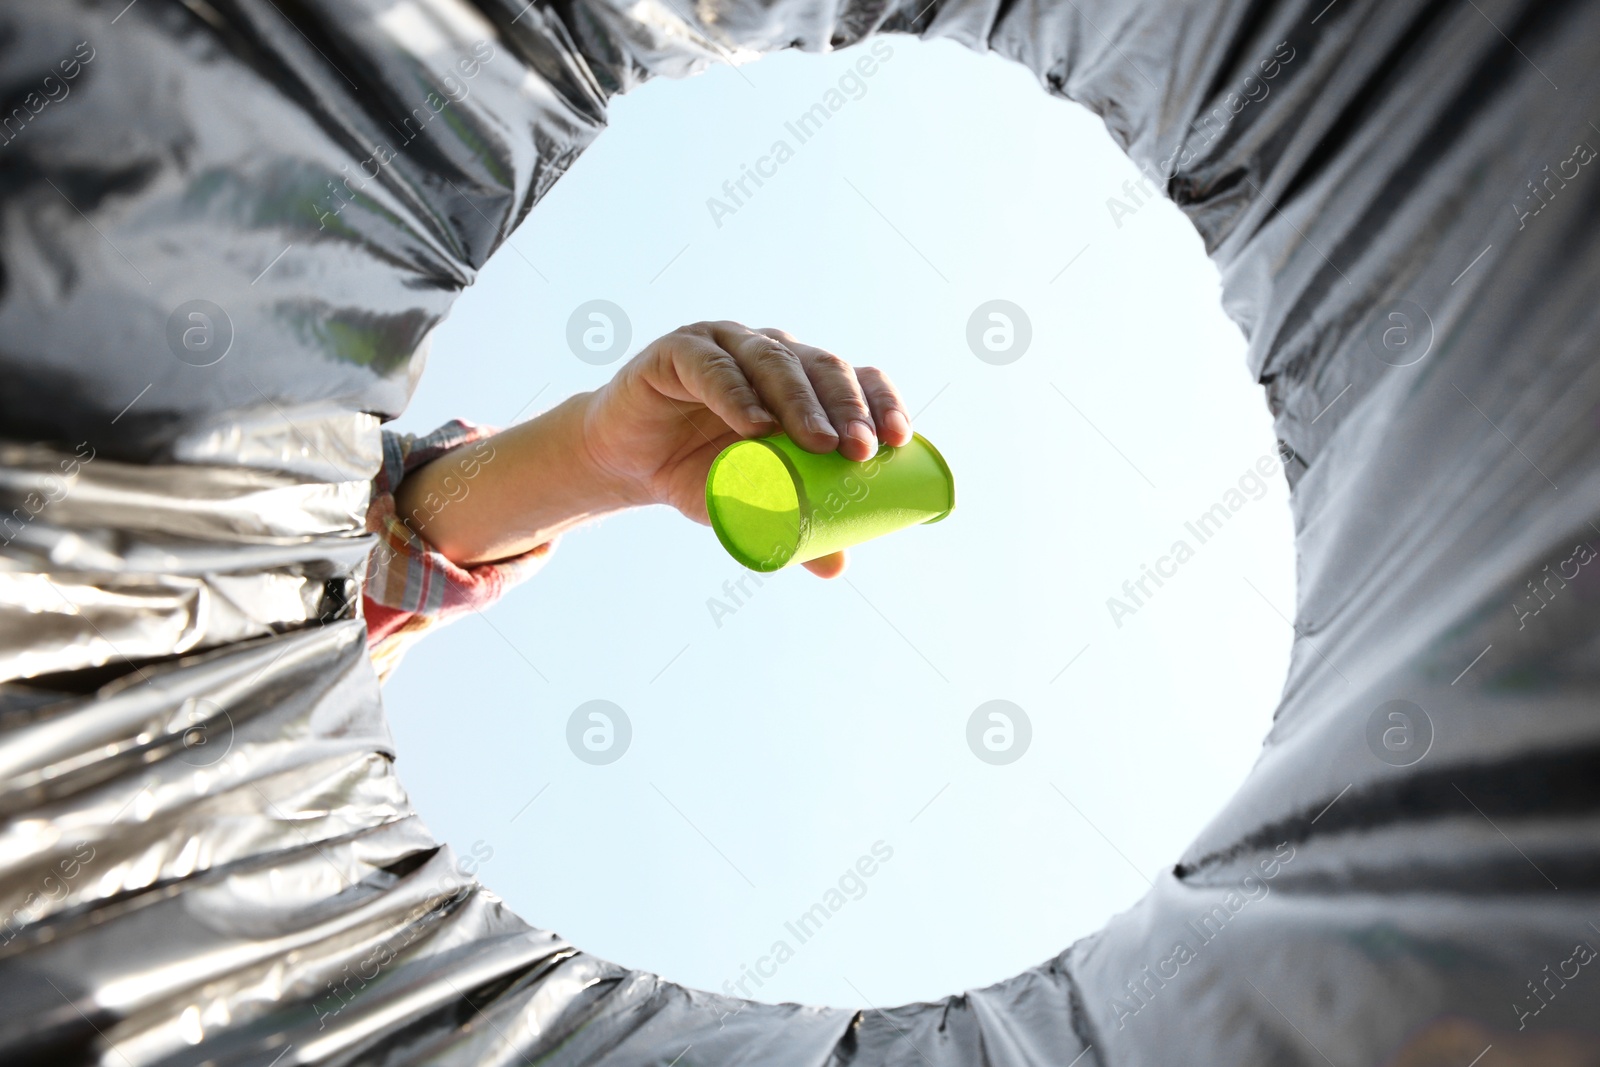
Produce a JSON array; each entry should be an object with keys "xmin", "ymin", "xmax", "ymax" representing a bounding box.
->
[{"xmin": 2, "ymin": 0, "xmax": 1598, "ymax": 1063}]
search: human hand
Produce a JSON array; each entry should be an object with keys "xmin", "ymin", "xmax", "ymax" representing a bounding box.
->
[
  {"xmin": 579, "ymin": 320, "xmax": 914, "ymax": 578},
  {"xmin": 393, "ymin": 321, "xmax": 914, "ymax": 573}
]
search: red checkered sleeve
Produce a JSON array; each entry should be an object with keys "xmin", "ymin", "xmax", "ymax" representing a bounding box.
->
[{"xmin": 362, "ymin": 419, "xmax": 554, "ymax": 681}]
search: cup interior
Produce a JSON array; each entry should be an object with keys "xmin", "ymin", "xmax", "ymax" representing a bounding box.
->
[{"xmin": 706, "ymin": 440, "xmax": 804, "ymax": 571}]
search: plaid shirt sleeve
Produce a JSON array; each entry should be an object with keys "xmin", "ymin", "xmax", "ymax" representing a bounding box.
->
[{"xmin": 362, "ymin": 419, "xmax": 555, "ymax": 682}]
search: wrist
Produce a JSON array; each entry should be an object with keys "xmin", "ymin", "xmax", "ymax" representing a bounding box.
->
[
  {"xmin": 569, "ymin": 389, "xmax": 654, "ymax": 510},
  {"xmin": 390, "ymin": 393, "xmax": 639, "ymax": 566}
]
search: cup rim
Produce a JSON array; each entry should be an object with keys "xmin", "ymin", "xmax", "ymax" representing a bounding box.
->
[
  {"xmin": 911, "ymin": 431, "xmax": 957, "ymax": 524},
  {"xmin": 704, "ymin": 437, "xmax": 805, "ymax": 572}
]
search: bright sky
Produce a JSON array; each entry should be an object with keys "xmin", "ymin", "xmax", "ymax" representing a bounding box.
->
[{"xmin": 384, "ymin": 34, "xmax": 1296, "ymax": 1010}]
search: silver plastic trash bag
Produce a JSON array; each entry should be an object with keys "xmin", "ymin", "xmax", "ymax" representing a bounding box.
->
[{"xmin": 2, "ymin": 0, "xmax": 1597, "ymax": 1062}]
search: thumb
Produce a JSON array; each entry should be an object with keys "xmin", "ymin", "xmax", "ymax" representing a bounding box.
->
[{"xmin": 802, "ymin": 551, "xmax": 848, "ymax": 579}]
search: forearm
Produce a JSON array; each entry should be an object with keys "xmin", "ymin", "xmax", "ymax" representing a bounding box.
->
[{"xmin": 393, "ymin": 392, "xmax": 630, "ymax": 565}]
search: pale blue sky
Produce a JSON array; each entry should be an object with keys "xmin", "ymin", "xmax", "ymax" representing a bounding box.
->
[{"xmin": 384, "ymin": 34, "xmax": 1296, "ymax": 1009}]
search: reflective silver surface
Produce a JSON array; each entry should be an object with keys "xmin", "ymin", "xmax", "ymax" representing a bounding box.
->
[{"xmin": 2, "ymin": 0, "xmax": 1598, "ymax": 1062}]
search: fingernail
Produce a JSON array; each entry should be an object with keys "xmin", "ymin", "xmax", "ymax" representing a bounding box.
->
[
  {"xmin": 746, "ymin": 405, "xmax": 774, "ymax": 424},
  {"xmin": 883, "ymin": 409, "xmax": 910, "ymax": 441},
  {"xmin": 806, "ymin": 413, "xmax": 838, "ymax": 438},
  {"xmin": 847, "ymin": 420, "xmax": 877, "ymax": 453}
]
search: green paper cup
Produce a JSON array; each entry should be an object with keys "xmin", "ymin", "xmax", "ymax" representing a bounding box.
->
[{"xmin": 704, "ymin": 432, "xmax": 955, "ymax": 571}]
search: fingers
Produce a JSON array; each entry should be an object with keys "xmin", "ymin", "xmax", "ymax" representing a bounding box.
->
[
  {"xmin": 765, "ymin": 331, "xmax": 879, "ymax": 461},
  {"xmin": 704, "ymin": 322, "xmax": 839, "ymax": 453},
  {"xmin": 856, "ymin": 366, "xmax": 913, "ymax": 448},
  {"xmin": 802, "ymin": 550, "xmax": 847, "ymax": 579},
  {"xmin": 669, "ymin": 321, "xmax": 912, "ymax": 459},
  {"xmin": 662, "ymin": 332, "xmax": 776, "ymax": 438}
]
